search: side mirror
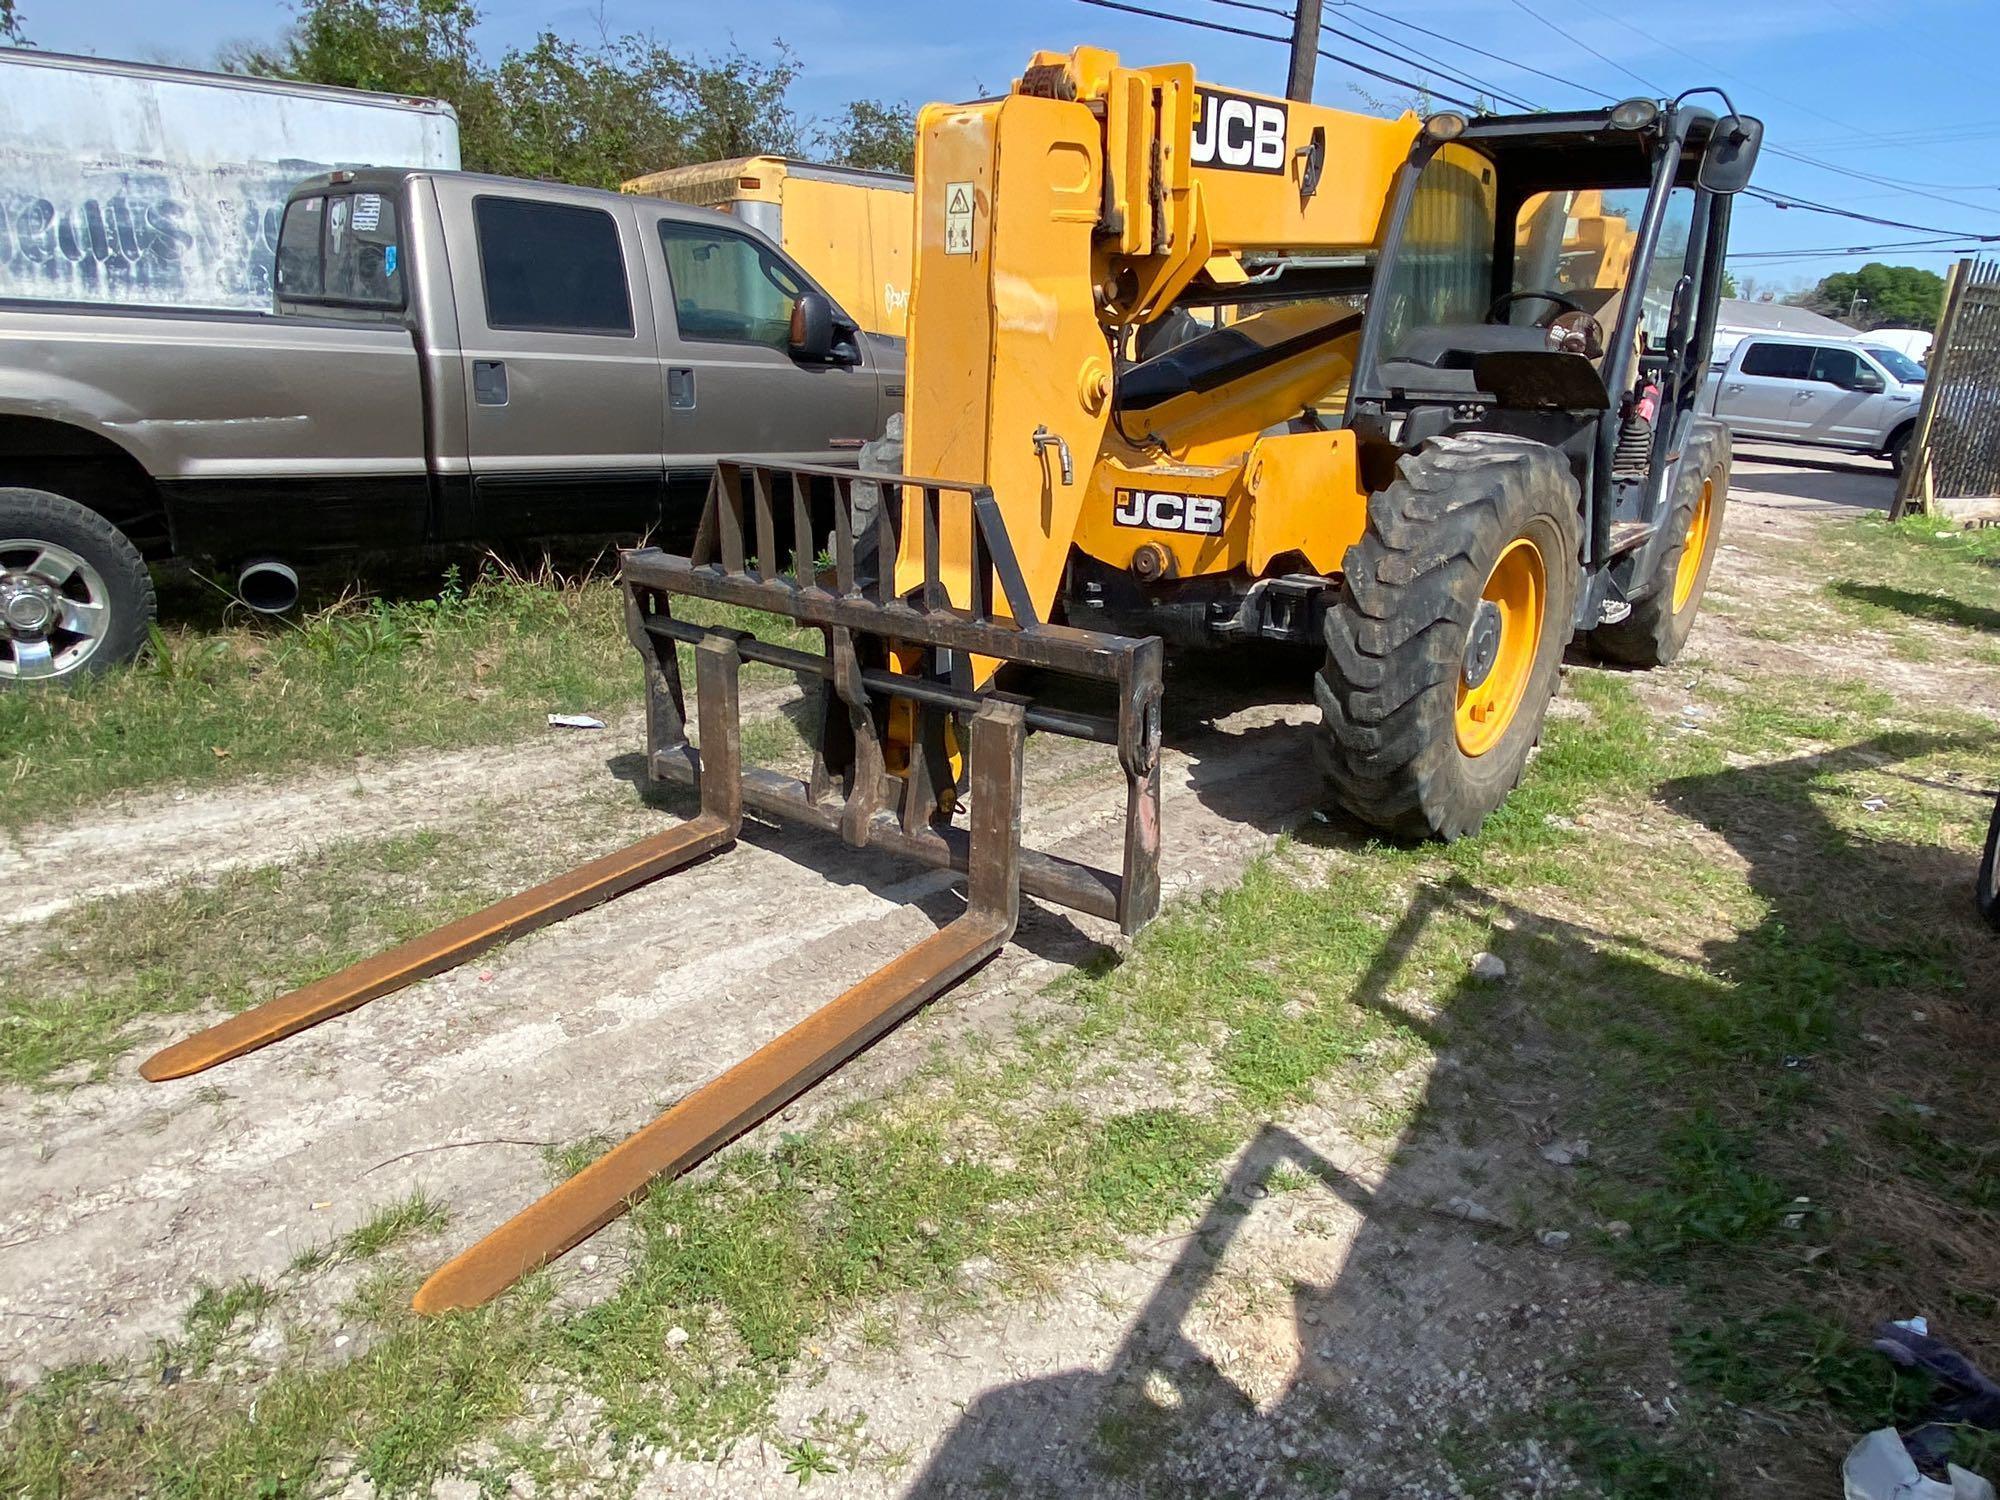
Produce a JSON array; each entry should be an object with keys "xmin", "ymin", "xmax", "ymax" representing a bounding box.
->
[
  {"xmin": 1849, "ymin": 368, "xmax": 1885, "ymax": 394},
  {"xmin": 1698, "ymin": 113, "xmax": 1764, "ymax": 194},
  {"xmin": 788, "ymin": 291, "xmax": 837, "ymax": 362}
]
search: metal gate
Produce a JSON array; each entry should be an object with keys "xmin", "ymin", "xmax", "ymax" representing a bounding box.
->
[{"xmin": 1894, "ymin": 255, "xmax": 2000, "ymax": 517}]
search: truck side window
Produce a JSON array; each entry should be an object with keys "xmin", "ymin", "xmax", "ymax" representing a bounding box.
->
[
  {"xmin": 657, "ymin": 220, "xmax": 805, "ymax": 351},
  {"xmin": 277, "ymin": 196, "xmax": 325, "ymax": 298},
  {"xmin": 1810, "ymin": 346, "xmax": 1861, "ymax": 386},
  {"xmin": 275, "ymin": 190, "xmax": 404, "ymax": 312},
  {"xmin": 474, "ymin": 197, "xmax": 634, "ymax": 336},
  {"xmin": 1739, "ymin": 342, "xmax": 1812, "ymax": 380}
]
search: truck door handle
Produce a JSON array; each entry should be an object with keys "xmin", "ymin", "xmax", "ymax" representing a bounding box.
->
[
  {"xmin": 1794, "ymin": 391, "xmax": 1814, "ymax": 401},
  {"xmin": 1726, "ymin": 382, "xmax": 1745, "ymax": 393},
  {"xmin": 473, "ymin": 360, "xmax": 508, "ymax": 406},
  {"xmin": 668, "ymin": 367, "xmax": 695, "ymax": 411}
]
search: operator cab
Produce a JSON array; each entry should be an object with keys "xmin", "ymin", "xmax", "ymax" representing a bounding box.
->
[{"xmin": 1349, "ymin": 99, "xmax": 1760, "ymax": 576}]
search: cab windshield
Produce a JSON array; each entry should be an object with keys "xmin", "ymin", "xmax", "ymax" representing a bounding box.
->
[
  {"xmin": 1865, "ymin": 346, "xmax": 1926, "ymax": 383},
  {"xmin": 1368, "ymin": 141, "xmax": 1686, "ymax": 395}
]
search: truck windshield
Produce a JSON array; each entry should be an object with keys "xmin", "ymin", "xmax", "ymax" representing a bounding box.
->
[
  {"xmin": 1865, "ymin": 347, "xmax": 1926, "ymax": 383},
  {"xmin": 276, "ymin": 190, "xmax": 405, "ymax": 312}
]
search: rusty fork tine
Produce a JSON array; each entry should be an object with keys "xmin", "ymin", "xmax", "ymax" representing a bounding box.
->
[
  {"xmin": 141, "ymin": 640, "xmax": 748, "ymax": 1083},
  {"xmin": 409, "ymin": 697, "xmax": 1027, "ymax": 1315}
]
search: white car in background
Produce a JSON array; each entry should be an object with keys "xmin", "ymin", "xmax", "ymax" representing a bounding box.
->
[{"xmin": 1703, "ymin": 333, "xmax": 1925, "ymax": 473}]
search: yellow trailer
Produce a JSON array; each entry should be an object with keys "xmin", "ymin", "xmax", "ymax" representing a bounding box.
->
[{"xmin": 623, "ymin": 155, "xmax": 914, "ymax": 338}]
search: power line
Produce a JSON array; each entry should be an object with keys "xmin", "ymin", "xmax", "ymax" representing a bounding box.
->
[
  {"xmin": 1727, "ymin": 236, "xmax": 1969, "ymax": 260},
  {"xmin": 1316, "ymin": 9, "xmax": 1537, "ymax": 110},
  {"xmin": 1189, "ymin": 0, "xmax": 1536, "ymax": 109},
  {"xmin": 1489, "ymin": 0, "xmax": 2000, "ymax": 209},
  {"xmin": 1068, "ymin": 0, "xmax": 1487, "ymax": 109},
  {"xmin": 1332, "ymin": 1, "xmax": 1619, "ymax": 104},
  {"xmin": 1745, "ymin": 188, "xmax": 2000, "ymax": 241},
  {"xmin": 1074, "ymin": 0, "xmax": 1991, "ymax": 249},
  {"xmin": 1499, "ymin": 0, "xmax": 1661, "ymax": 95}
]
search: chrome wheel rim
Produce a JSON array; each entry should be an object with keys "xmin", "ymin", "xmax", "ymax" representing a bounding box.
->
[{"xmin": 0, "ymin": 539, "xmax": 112, "ymax": 681}]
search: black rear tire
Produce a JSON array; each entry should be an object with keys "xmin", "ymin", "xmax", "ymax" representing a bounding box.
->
[
  {"xmin": 1979, "ymin": 792, "xmax": 2000, "ymax": 933},
  {"xmin": 1587, "ymin": 421, "xmax": 1731, "ymax": 669},
  {"xmin": 1315, "ymin": 435, "xmax": 1579, "ymax": 841},
  {"xmin": 0, "ymin": 487, "xmax": 155, "ymax": 685},
  {"xmin": 1887, "ymin": 423, "xmax": 1913, "ymax": 477}
]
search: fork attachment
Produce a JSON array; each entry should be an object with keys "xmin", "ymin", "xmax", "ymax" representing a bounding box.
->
[{"xmin": 142, "ymin": 457, "xmax": 1164, "ymax": 1315}]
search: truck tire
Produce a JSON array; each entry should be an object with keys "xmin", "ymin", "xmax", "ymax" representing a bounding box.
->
[
  {"xmin": 1315, "ymin": 435, "xmax": 1579, "ymax": 841},
  {"xmin": 0, "ymin": 487, "xmax": 156, "ymax": 685},
  {"xmin": 1886, "ymin": 423, "xmax": 1914, "ymax": 477},
  {"xmin": 1979, "ymin": 791, "xmax": 2000, "ymax": 933},
  {"xmin": 1587, "ymin": 422, "xmax": 1730, "ymax": 669}
]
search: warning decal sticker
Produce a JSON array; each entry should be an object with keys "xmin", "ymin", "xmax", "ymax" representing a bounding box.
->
[{"xmin": 945, "ymin": 181, "xmax": 974, "ymax": 256}]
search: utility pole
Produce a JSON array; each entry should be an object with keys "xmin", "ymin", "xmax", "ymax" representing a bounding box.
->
[{"xmin": 1287, "ymin": 0, "xmax": 1323, "ymax": 102}]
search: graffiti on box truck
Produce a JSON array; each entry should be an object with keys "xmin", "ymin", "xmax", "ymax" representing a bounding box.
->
[{"xmin": 0, "ymin": 159, "xmax": 327, "ymax": 311}]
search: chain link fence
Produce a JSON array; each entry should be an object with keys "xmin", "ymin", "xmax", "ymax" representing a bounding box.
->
[{"xmin": 1894, "ymin": 256, "xmax": 2000, "ymax": 517}]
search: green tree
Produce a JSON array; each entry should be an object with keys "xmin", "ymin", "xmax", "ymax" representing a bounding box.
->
[
  {"xmin": 1791, "ymin": 261, "xmax": 1946, "ymax": 330},
  {"xmin": 224, "ymin": 0, "xmax": 504, "ymax": 166},
  {"xmin": 669, "ymin": 44, "xmax": 800, "ymax": 164},
  {"xmin": 2, "ymin": 0, "xmax": 28, "ymax": 45},
  {"xmin": 232, "ymin": 0, "xmax": 804, "ymax": 188},
  {"xmin": 817, "ymin": 100, "xmax": 917, "ymax": 174}
]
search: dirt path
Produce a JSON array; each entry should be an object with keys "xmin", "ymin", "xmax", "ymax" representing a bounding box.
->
[
  {"xmin": 0, "ymin": 452, "xmax": 1957, "ymax": 1497},
  {"xmin": 0, "ymin": 674, "xmax": 1322, "ymax": 1379}
]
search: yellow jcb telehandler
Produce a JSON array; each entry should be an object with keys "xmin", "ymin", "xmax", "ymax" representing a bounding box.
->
[{"xmin": 144, "ymin": 48, "xmax": 1762, "ymax": 1312}]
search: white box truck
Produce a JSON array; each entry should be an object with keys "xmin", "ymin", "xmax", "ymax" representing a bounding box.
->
[{"xmin": 0, "ymin": 48, "xmax": 459, "ymax": 312}]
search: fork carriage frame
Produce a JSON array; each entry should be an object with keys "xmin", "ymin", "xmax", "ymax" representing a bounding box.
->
[
  {"xmin": 624, "ymin": 456, "xmax": 1165, "ymax": 937},
  {"xmin": 140, "ymin": 456, "xmax": 1167, "ymax": 1314}
]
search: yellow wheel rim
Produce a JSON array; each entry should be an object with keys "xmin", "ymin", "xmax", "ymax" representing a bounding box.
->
[
  {"xmin": 1455, "ymin": 536, "xmax": 1546, "ymax": 758},
  {"xmin": 1672, "ymin": 479, "xmax": 1715, "ymax": 614}
]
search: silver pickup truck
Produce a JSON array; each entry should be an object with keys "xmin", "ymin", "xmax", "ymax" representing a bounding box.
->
[
  {"xmin": 1701, "ymin": 332, "xmax": 1924, "ymax": 473},
  {"xmin": 0, "ymin": 168, "xmax": 904, "ymax": 681}
]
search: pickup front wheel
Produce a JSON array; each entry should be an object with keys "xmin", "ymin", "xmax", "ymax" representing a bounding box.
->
[{"xmin": 0, "ymin": 487, "xmax": 155, "ymax": 685}]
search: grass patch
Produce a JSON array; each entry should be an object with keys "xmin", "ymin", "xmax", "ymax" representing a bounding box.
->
[
  {"xmin": 1, "ymin": 510, "xmax": 1994, "ymax": 1492},
  {"xmin": 335, "ymin": 1192, "xmax": 451, "ymax": 1263},
  {"xmin": 0, "ymin": 827, "xmax": 518, "ymax": 1086},
  {"xmin": 0, "ymin": 564, "xmax": 813, "ymax": 830}
]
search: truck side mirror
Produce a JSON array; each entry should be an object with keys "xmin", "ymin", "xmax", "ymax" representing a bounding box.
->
[
  {"xmin": 1698, "ymin": 113, "xmax": 1764, "ymax": 194},
  {"xmin": 789, "ymin": 292, "xmax": 837, "ymax": 363},
  {"xmin": 1850, "ymin": 367, "xmax": 1885, "ymax": 394}
]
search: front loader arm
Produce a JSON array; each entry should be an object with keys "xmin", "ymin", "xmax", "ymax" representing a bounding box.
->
[{"xmin": 899, "ymin": 47, "xmax": 1420, "ymax": 647}]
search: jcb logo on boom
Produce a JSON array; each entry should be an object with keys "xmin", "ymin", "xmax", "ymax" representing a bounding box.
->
[
  {"xmin": 1190, "ymin": 87, "xmax": 1288, "ymax": 174},
  {"xmin": 1114, "ymin": 489, "xmax": 1225, "ymax": 535}
]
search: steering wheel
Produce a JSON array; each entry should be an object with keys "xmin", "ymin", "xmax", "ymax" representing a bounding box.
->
[{"xmin": 1488, "ymin": 288, "xmax": 1584, "ymax": 324}]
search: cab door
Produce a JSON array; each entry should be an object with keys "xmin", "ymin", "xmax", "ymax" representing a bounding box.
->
[
  {"xmin": 1806, "ymin": 344, "xmax": 1893, "ymax": 446},
  {"xmin": 433, "ymin": 181, "xmax": 666, "ymax": 540},
  {"xmin": 1716, "ymin": 340, "xmax": 1814, "ymax": 438},
  {"xmin": 636, "ymin": 208, "xmax": 884, "ymax": 464}
]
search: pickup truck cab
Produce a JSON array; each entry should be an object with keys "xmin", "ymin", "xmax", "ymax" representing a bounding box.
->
[
  {"xmin": 1702, "ymin": 333, "xmax": 1923, "ymax": 473},
  {"xmin": 0, "ymin": 169, "xmax": 902, "ymax": 682}
]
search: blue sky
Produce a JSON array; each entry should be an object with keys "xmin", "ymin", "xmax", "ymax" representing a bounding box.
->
[{"xmin": 21, "ymin": 0, "xmax": 2000, "ymax": 290}]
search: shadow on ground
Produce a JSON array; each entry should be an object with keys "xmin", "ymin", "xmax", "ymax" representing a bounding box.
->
[
  {"xmin": 904, "ymin": 731, "xmax": 1996, "ymax": 1498},
  {"xmin": 1827, "ymin": 579, "xmax": 2000, "ymax": 634}
]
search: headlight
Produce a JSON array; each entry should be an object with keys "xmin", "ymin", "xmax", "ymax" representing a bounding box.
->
[
  {"xmin": 1422, "ymin": 112, "xmax": 1469, "ymax": 142},
  {"xmin": 1609, "ymin": 98, "xmax": 1660, "ymax": 130}
]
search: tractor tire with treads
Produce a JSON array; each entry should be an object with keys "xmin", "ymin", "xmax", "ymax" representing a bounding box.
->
[
  {"xmin": 1587, "ymin": 421, "xmax": 1731, "ymax": 668},
  {"xmin": 1315, "ymin": 434, "xmax": 1579, "ymax": 842}
]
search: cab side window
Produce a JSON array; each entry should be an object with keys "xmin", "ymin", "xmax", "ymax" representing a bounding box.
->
[
  {"xmin": 657, "ymin": 220, "xmax": 805, "ymax": 351},
  {"xmin": 474, "ymin": 196, "xmax": 633, "ymax": 336},
  {"xmin": 1810, "ymin": 346, "xmax": 1862, "ymax": 386},
  {"xmin": 1740, "ymin": 342, "xmax": 1812, "ymax": 380},
  {"xmin": 275, "ymin": 190, "xmax": 404, "ymax": 314}
]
